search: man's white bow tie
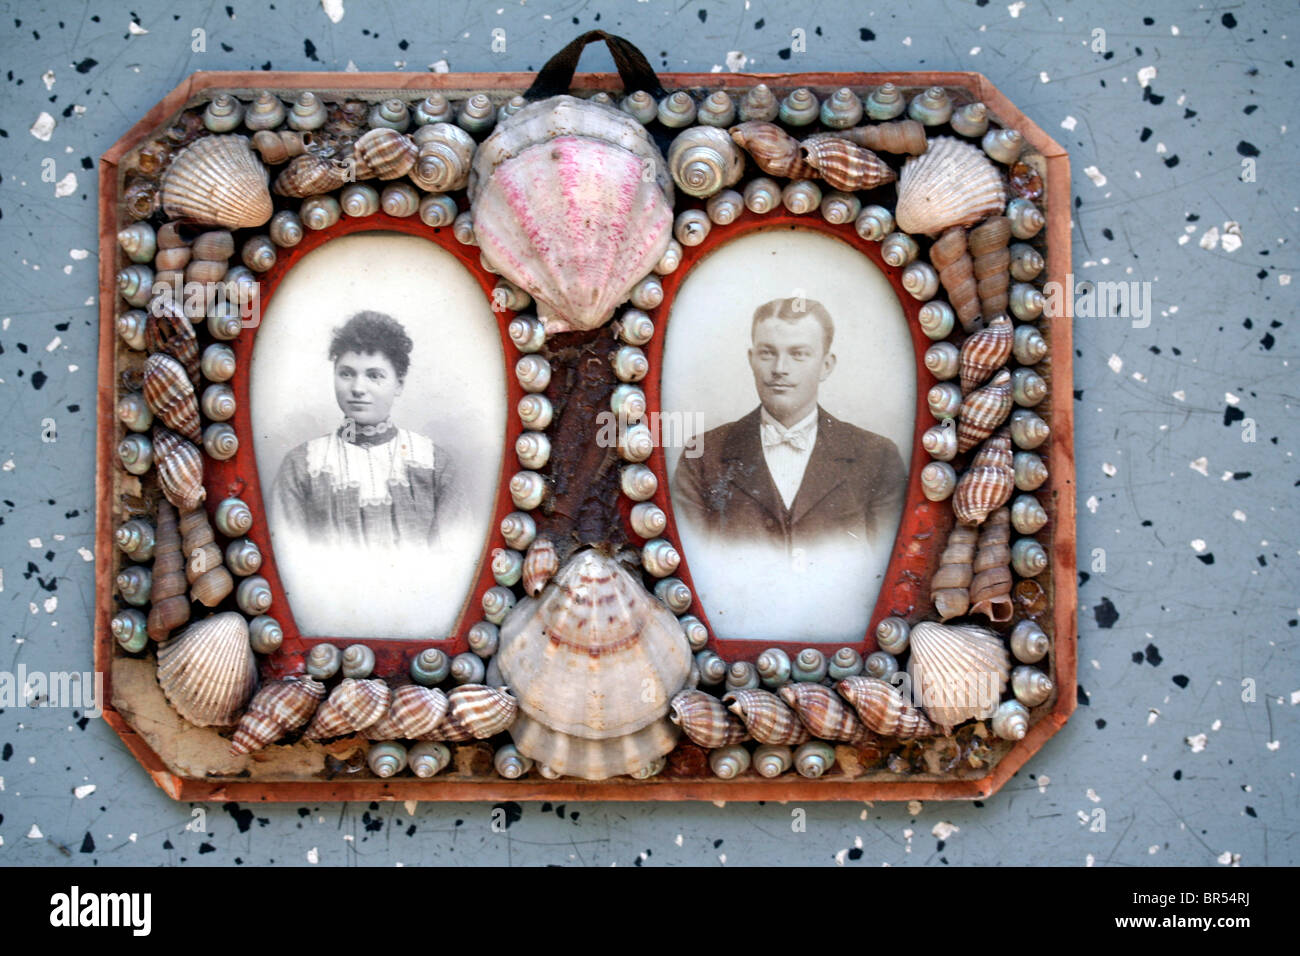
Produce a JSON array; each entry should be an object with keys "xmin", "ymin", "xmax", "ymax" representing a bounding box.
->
[{"xmin": 761, "ymin": 423, "xmax": 812, "ymax": 452}]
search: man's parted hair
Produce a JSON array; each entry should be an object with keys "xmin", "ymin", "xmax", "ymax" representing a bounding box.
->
[
  {"xmin": 750, "ymin": 297, "xmax": 834, "ymax": 352},
  {"xmin": 328, "ymin": 311, "xmax": 414, "ymax": 381}
]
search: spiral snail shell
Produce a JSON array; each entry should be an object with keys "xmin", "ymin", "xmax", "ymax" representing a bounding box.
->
[
  {"xmin": 641, "ymin": 538, "xmax": 681, "ymax": 578},
  {"xmin": 918, "ymin": 300, "xmax": 957, "ymax": 340},
  {"xmin": 753, "ymin": 743, "xmax": 793, "ymax": 778},
  {"xmin": 417, "ymin": 194, "xmax": 459, "ymax": 229},
  {"xmin": 466, "ymin": 621, "xmax": 501, "ymax": 659},
  {"xmin": 754, "ymin": 647, "xmax": 792, "ymax": 687},
  {"xmin": 854, "ymin": 204, "xmax": 894, "ymax": 242},
  {"xmin": 515, "ymin": 431, "xmax": 551, "ymax": 472},
  {"xmin": 819, "ymin": 190, "xmax": 861, "ymax": 226},
  {"xmin": 1012, "ymin": 367, "xmax": 1048, "ymax": 408},
  {"xmin": 494, "ymin": 743, "xmax": 533, "ymax": 779},
  {"xmin": 794, "ymin": 740, "xmax": 837, "ymax": 778},
  {"xmin": 1009, "ymin": 282, "xmax": 1045, "ymax": 320},
  {"xmin": 450, "ymin": 651, "xmax": 487, "ymax": 686},
  {"xmin": 982, "ymin": 127, "xmax": 1024, "ymax": 165},
  {"xmin": 820, "ymin": 87, "xmax": 864, "ymax": 129},
  {"xmin": 500, "ymin": 511, "xmax": 536, "ymax": 551},
  {"xmin": 620, "ymin": 463, "xmax": 658, "ymax": 501},
  {"xmin": 950, "ymin": 101, "xmax": 990, "ymax": 138},
  {"xmin": 864, "ymin": 651, "xmax": 899, "ymax": 681},
  {"xmin": 300, "ymin": 195, "xmax": 341, "ymax": 231},
  {"xmin": 881, "ymin": 231, "xmax": 920, "ymax": 268},
  {"xmin": 507, "ymin": 315, "xmax": 546, "ymax": 354},
  {"xmin": 679, "ymin": 615, "xmax": 709, "ymax": 652},
  {"xmin": 921, "ymin": 461, "xmax": 958, "ymax": 501},
  {"xmin": 613, "ymin": 309, "xmax": 655, "ymax": 347},
  {"xmin": 782, "ymin": 179, "xmax": 822, "ymax": 216},
  {"xmin": 800, "ymin": 136, "xmax": 896, "ymax": 191},
  {"xmin": 369, "ymin": 97, "xmax": 411, "ymax": 132},
  {"xmin": 489, "ymin": 546, "xmax": 523, "ymax": 590},
  {"xmin": 992, "ymin": 699, "xmax": 1030, "ymax": 740},
  {"xmin": 928, "ymin": 382, "xmax": 963, "ymax": 420},
  {"xmin": 1011, "ymin": 537, "xmax": 1049, "ymax": 577},
  {"xmin": 628, "ymin": 276, "xmax": 663, "ymax": 311},
  {"xmin": 629, "ymin": 501, "xmax": 668, "ymax": 539},
  {"xmin": 668, "ymin": 126, "xmax": 743, "ymax": 199},
  {"xmin": 725, "ymin": 660, "xmax": 761, "ymax": 692},
  {"xmin": 115, "ymin": 565, "xmax": 151, "ymax": 605},
  {"xmin": 738, "ymin": 83, "xmax": 779, "ymax": 122},
  {"xmin": 115, "ymin": 519, "xmax": 155, "ymax": 561},
  {"xmin": 621, "ymin": 90, "xmax": 658, "ymax": 124},
  {"xmin": 112, "ymin": 608, "xmax": 150, "ymax": 653},
  {"xmin": 922, "ymin": 420, "xmax": 959, "ymax": 462},
  {"xmin": 1013, "ymin": 452, "xmax": 1049, "ymax": 493},
  {"xmin": 902, "ymin": 261, "xmax": 940, "ymax": 301},
  {"xmin": 409, "ymin": 741, "xmax": 452, "ymax": 778},
  {"xmin": 875, "ymin": 616, "xmax": 910, "ymax": 655},
  {"xmin": 366, "ymin": 740, "xmax": 407, "ymax": 778},
  {"xmin": 653, "ymin": 576, "xmax": 692, "ymax": 614},
  {"xmin": 1012, "ymin": 665, "xmax": 1054, "ymax": 707},
  {"xmin": 236, "ymin": 574, "xmax": 272, "ymax": 616},
  {"xmin": 339, "ymin": 183, "xmax": 380, "ymax": 219},
  {"xmin": 924, "ymin": 341, "xmax": 961, "ymax": 381},
  {"xmin": 1009, "ymin": 242, "xmax": 1045, "ymax": 282},
  {"xmin": 200, "ymin": 92, "xmax": 244, "ymax": 133},
  {"xmin": 117, "ymin": 310, "xmax": 149, "ymax": 351},
  {"xmin": 742, "ymin": 176, "xmax": 782, "ymax": 215},
  {"xmin": 247, "ymin": 615, "xmax": 282, "ymax": 655},
  {"xmin": 517, "ymin": 393, "xmax": 553, "ymax": 431},
  {"xmin": 1009, "ymin": 408, "xmax": 1050, "ymax": 449},
  {"xmin": 657, "ymin": 90, "xmax": 697, "ymax": 128},
  {"xmin": 117, "ymin": 265, "xmax": 153, "ymax": 308},
  {"xmin": 118, "ymin": 432, "xmax": 154, "ymax": 475},
  {"xmin": 709, "ymin": 743, "xmax": 751, "ymax": 779},
  {"xmin": 509, "ymin": 470, "xmax": 546, "ymax": 510},
  {"xmin": 697, "ymin": 89, "xmax": 736, "ymax": 127},
  {"xmin": 1007, "ymin": 197, "xmax": 1045, "ymax": 240},
  {"xmin": 612, "ymin": 345, "xmax": 649, "ymax": 383},
  {"xmin": 828, "ymin": 647, "xmax": 864, "ymax": 680},
  {"xmin": 618, "ymin": 422, "xmax": 655, "ymax": 463},
  {"xmin": 1012, "ymin": 324, "xmax": 1049, "ymax": 366},
  {"xmin": 674, "ymin": 208, "xmax": 711, "ymax": 247},
  {"xmin": 411, "ymin": 647, "xmax": 450, "ymax": 686},
  {"xmin": 414, "ymin": 93, "xmax": 454, "ymax": 126},
  {"xmin": 908, "ymin": 87, "xmax": 953, "ymax": 126},
  {"xmin": 118, "ymin": 222, "xmax": 157, "ymax": 264},
  {"xmin": 779, "ymin": 87, "xmax": 819, "ymax": 126},
  {"xmin": 611, "ymin": 383, "xmax": 647, "ymax": 424},
  {"xmin": 706, "ymin": 189, "xmax": 744, "ymax": 226},
  {"xmin": 244, "ymin": 91, "xmax": 286, "ymax": 130},
  {"xmin": 1010, "ymin": 620, "xmax": 1050, "ymax": 663},
  {"xmin": 229, "ymin": 676, "xmax": 325, "ymax": 755},
  {"xmin": 211, "ymin": 496, "xmax": 251, "ymax": 538},
  {"xmin": 865, "ymin": 82, "xmax": 905, "ymax": 121},
  {"xmin": 779, "ymin": 681, "xmax": 874, "ymax": 745},
  {"xmin": 117, "ymin": 392, "xmax": 153, "ymax": 433},
  {"xmin": 791, "ymin": 648, "xmax": 828, "ymax": 684},
  {"xmin": 306, "ymin": 642, "xmax": 342, "ymax": 680},
  {"xmin": 482, "ymin": 585, "xmax": 516, "ymax": 625},
  {"xmin": 695, "ymin": 649, "xmax": 727, "ymax": 685},
  {"xmin": 453, "ymin": 210, "xmax": 476, "ymax": 245}
]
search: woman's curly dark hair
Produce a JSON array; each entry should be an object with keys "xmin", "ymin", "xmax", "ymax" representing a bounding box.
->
[{"xmin": 328, "ymin": 311, "xmax": 414, "ymax": 381}]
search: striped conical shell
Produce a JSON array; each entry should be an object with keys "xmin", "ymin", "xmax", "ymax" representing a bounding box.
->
[
  {"xmin": 351, "ymin": 127, "xmax": 417, "ymax": 179},
  {"xmin": 929, "ymin": 226, "xmax": 979, "ymax": 331},
  {"xmin": 968, "ymin": 506, "xmax": 1014, "ymax": 622},
  {"xmin": 157, "ymin": 612, "xmax": 258, "ymax": 727},
  {"xmin": 365, "ymin": 683, "xmax": 448, "ymax": 740},
  {"xmin": 143, "ymin": 353, "xmax": 201, "ymax": 443},
  {"xmin": 521, "ymin": 535, "xmax": 558, "ymax": 597},
  {"xmin": 670, "ymin": 689, "xmax": 749, "ymax": 748},
  {"xmin": 895, "ymin": 136, "xmax": 1006, "ymax": 235},
  {"xmin": 799, "ymin": 137, "xmax": 896, "ymax": 191},
  {"xmin": 494, "ymin": 549, "xmax": 692, "ymax": 740},
  {"xmin": 160, "ymin": 134, "xmax": 273, "ymax": 229},
  {"xmin": 953, "ymin": 466, "xmax": 1014, "ymax": 526},
  {"xmin": 837, "ymin": 676, "xmax": 935, "ymax": 738},
  {"xmin": 957, "ymin": 369, "xmax": 1013, "ymax": 453},
  {"xmin": 144, "ymin": 306, "xmax": 200, "ymax": 387},
  {"xmin": 729, "ymin": 121, "xmax": 816, "ymax": 178},
  {"xmin": 152, "ymin": 426, "xmax": 205, "ymax": 511},
  {"xmin": 778, "ymin": 682, "xmax": 875, "ymax": 745},
  {"xmin": 302, "ymin": 678, "xmax": 390, "ymax": 740},
  {"xmin": 906, "ymin": 622, "xmax": 1010, "ymax": 732},
  {"xmin": 431, "ymin": 684, "xmax": 517, "ymax": 741},
  {"xmin": 509, "ymin": 711, "xmax": 678, "ymax": 781},
  {"xmin": 272, "ymin": 153, "xmax": 348, "ymax": 197},
  {"xmin": 971, "ymin": 428, "xmax": 1014, "ymax": 472},
  {"xmin": 724, "ymin": 688, "xmax": 810, "ymax": 745},
  {"xmin": 229, "ymin": 676, "xmax": 326, "ymax": 754},
  {"xmin": 959, "ymin": 313, "xmax": 1014, "ymax": 392}
]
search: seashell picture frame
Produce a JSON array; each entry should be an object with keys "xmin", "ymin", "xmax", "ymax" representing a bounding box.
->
[{"xmin": 97, "ymin": 38, "xmax": 1074, "ymax": 802}]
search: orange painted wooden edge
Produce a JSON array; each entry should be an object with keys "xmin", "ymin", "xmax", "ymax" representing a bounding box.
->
[{"xmin": 96, "ymin": 69, "xmax": 1074, "ymax": 802}]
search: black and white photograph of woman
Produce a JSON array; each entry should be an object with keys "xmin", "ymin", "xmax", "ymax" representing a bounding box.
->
[{"xmin": 252, "ymin": 232, "xmax": 505, "ymax": 640}]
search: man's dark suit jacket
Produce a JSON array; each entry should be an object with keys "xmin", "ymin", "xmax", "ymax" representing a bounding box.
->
[{"xmin": 672, "ymin": 406, "xmax": 908, "ymax": 553}]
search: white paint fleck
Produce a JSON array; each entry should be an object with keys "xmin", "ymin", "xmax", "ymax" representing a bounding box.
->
[
  {"xmin": 1091, "ymin": 659, "xmax": 1101, "ymax": 670},
  {"xmin": 78, "ymin": 547, "xmax": 93, "ymax": 562},
  {"xmin": 1217, "ymin": 850, "xmax": 1239, "ymax": 865},
  {"xmin": 674, "ymin": 833, "xmax": 683, "ymax": 847},
  {"xmin": 1171, "ymin": 24, "xmax": 1180, "ymax": 35},
  {"xmin": 1178, "ymin": 234, "xmax": 1190, "ymax": 245},
  {"xmin": 26, "ymin": 824, "xmax": 42, "ymax": 839},
  {"xmin": 931, "ymin": 821, "xmax": 959, "ymax": 839},
  {"xmin": 1211, "ymin": 719, "xmax": 1222, "ymax": 731},
  {"xmin": 1107, "ymin": 353, "xmax": 1123, "ymax": 374},
  {"xmin": 1040, "ymin": 71, "xmax": 1051, "ymax": 84},
  {"xmin": 718, "ymin": 853, "xmax": 726, "ymax": 864},
  {"xmin": 55, "ymin": 173, "xmax": 77, "ymax": 198},
  {"xmin": 1220, "ymin": 221, "xmax": 1243, "ymax": 253},
  {"xmin": 1148, "ymin": 709, "xmax": 1160, "ymax": 726},
  {"xmin": 1280, "ymin": 274, "xmax": 1292, "ymax": 286},
  {"xmin": 344, "ymin": 60, "xmax": 359, "ymax": 72},
  {"xmin": 1266, "ymin": 740, "xmax": 1280, "ymax": 751},
  {"xmin": 1291, "ymin": 690, "xmax": 1300, "ymax": 705},
  {"xmin": 73, "ymin": 784, "xmax": 95, "ymax": 799},
  {"xmin": 403, "ymin": 800, "xmax": 418, "ymax": 816},
  {"xmin": 46, "ymin": 336, "xmax": 62, "ymax": 352},
  {"xmin": 1199, "ymin": 226, "xmax": 1220, "ymax": 250},
  {"xmin": 1132, "ymin": 371, "xmax": 1148, "ymax": 383},
  {"xmin": 1061, "ymin": 115, "xmax": 1077, "ymax": 131},
  {"xmin": 1084, "ymin": 165, "xmax": 1107, "ymax": 188},
  {"xmin": 1008, "ymin": 1, "xmax": 1026, "ymax": 17},
  {"xmin": 70, "ymin": 248, "xmax": 89, "ymax": 260},
  {"xmin": 1221, "ymin": 471, "xmax": 1236, "ymax": 481},
  {"xmin": 725, "ymin": 50, "xmax": 748, "ymax": 72},
  {"xmin": 835, "ymin": 848, "xmax": 849, "ymax": 865},
  {"xmin": 128, "ymin": 19, "xmax": 148, "ymax": 34},
  {"xmin": 1086, "ymin": 495, "xmax": 1099, "ymax": 514},
  {"xmin": 43, "ymin": 596, "xmax": 57, "ymax": 614},
  {"xmin": 1149, "ymin": 844, "xmax": 1160, "ymax": 855},
  {"xmin": 1086, "ymin": 853, "xmax": 1095, "ymax": 867},
  {"xmin": 321, "ymin": 0, "xmax": 345, "ymax": 23},
  {"xmin": 1172, "ymin": 389, "xmax": 1186, "ymax": 402},
  {"xmin": 30, "ymin": 112, "xmax": 55, "ymax": 141},
  {"xmin": 1232, "ymin": 510, "xmax": 1246, "ymax": 522},
  {"xmin": 306, "ymin": 846, "xmax": 319, "ymax": 863},
  {"xmin": 1137, "ymin": 65, "xmax": 1157, "ymax": 88},
  {"xmin": 907, "ymin": 799, "xmax": 923, "ymax": 816},
  {"xmin": 1156, "ymin": 142, "xmax": 1167, "ymax": 154},
  {"xmin": 1102, "ymin": 462, "xmax": 1117, "ymax": 477},
  {"xmin": 1037, "ymin": 775, "xmax": 1051, "ymax": 793},
  {"xmin": 1087, "ymin": 788, "xmax": 1101, "ymax": 803},
  {"xmin": 1186, "ymin": 733, "xmax": 1208, "ymax": 753},
  {"xmin": 1190, "ymin": 538, "xmax": 1207, "ymax": 553},
  {"xmin": 128, "ymin": 833, "xmax": 137, "ymax": 842},
  {"xmin": 28, "ymin": 538, "xmax": 42, "ymax": 549},
  {"xmin": 429, "ymin": 59, "xmax": 449, "ymax": 73},
  {"xmin": 1189, "ymin": 457, "xmax": 1209, "ymax": 477},
  {"xmin": 902, "ymin": 36, "xmax": 912, "ymax": 46},
  {"xmin": 42, "ymin": 70, "xmax": 55, "ymax": 90},
  {"xmin": 1077, "ymin": 810, "xmax": 1090, "ymax": 825},
  {"xmin": 970, "ymin": 46, "xmax": 981, "ymax": 55}
]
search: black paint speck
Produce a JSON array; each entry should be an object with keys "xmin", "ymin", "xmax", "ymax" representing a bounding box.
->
[
  {"xmin": 1184, "ymin": 108, "xmax": 1196, "ymax": 119},
  {"xmin": 936, "ymin": 840, "xmax": 946, "ymax": 852},
  {"xmin": 398, "ymin": 39, "xmax": 408, "ymax": 50},
  {"xmin": 31, "ymin": 370, "xmax": 47, "ymax": 390},
  {"xmin": 1077, "ymin": 685, "xmax": 1090, "ymax": 706},
  {"xmin": 777, "ymin": 47, "xmax": 791, "ymax": 60},
  {"xmin": 198, "ymin": 842, "xmax": 216, "ymax": 854},
  {"xmin": 1223, "ymin": 405, "xmax": 1245, "ymax": 426},
  {"xmin": 1095, "ymin": 718, "xmax": 1107, "ymax": 729},
  {"xmin": 1172, "ymin": 674, "xmax": 1189, "ymax": 688},
  {"xmin": 1173, "ymin": 769, "xmax": 1182, "ymax": 780},
  {"xmin": 1221, "ymin": 12, "xmax": 1237, "ymax": 28},
  {"xmin": 80, "ymin": 832, "xmax": 95, "ymax": 853},
  {"xmin": 1196, "ymin": 553, "xmax": 1215, "ymax": 565},
  {"xmin": 1143, "ymin": 86, "xmax": 1165, "ymax": 105},
  {"xmin": 1245, "ymin": 806, "xmax": 1256, "ymax": 817},
  {"xmin": 304, "ymin": 38, "xmax": 318, "ymax": 61},
  {"xmin": 755, "ymin": 18, "xmax": 765, "ymax": 29},
  {"xmin": 1093, "ymin": 596, "xmax": 1119, "ymax": 629},
  {"xmin": 1139, "ymin": 127, "xmax": 1152, "ymax": 142},
  {"xmin": 1143, "ymin": 16, "xmax": 1154, "ymax": 25},
  {"xmin": 860, "ymin": 28, "xmax": 876, "ymax": 41},
  {"xmin": 1233, "ymin": 472, "xmax": 1251, "ymax": 480},
  {"xmin": 74, "ymin": 58, "xmax": 97, "ymax": 73},
  {"xmin": 1102, "ymin": 228, "xmax": 1114, "ymax": 240},
  {"xmin": 361, "ymin": 811, "xmax": 383, "ymax": 832},
  {"xmin": 223, "ymin": 802, "xmax": 254, "ymax": 833},
  {"xmin": 1163, "ymin": 155, "xmax": 1180, "ymax": 168},
  {"xmin": 1237, "ymin": 140, "xmax": 1260, "ymax": 157},
  {"xmin": 1144, "ymin": 643, "xmax": 1163, "ymax": 666},
  {"xmin": 1, "ymin": 743, "xmax": 11, "ymax": 761},
  {"xmin": 713, "ymin": 838, "xmax": 724, "ymax": 848},
  {"xmin": 492, "ymin": 802, "xmax": 522, "ymax": 829},
  {"xmin": 697, "ymin": 9, "xmax": 706, "ymax": 22},
  {"xmin": 1079, "ymin": 571, "xmax": 1091, "ymax": 587},
  {"xmin": 1243, "ymin": 104, "xmax": 1258, "ymax": 115},
  {"xmin": 1261, "ymin": 332, "xmax": 1276, "ymax": 350},
  {"xmin": 1132, "ymin": 651, "xmax": 1145, "ymax": 664}
]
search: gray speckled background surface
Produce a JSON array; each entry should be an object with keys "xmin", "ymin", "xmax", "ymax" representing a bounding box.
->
[{"xmin": 0, "ymin": 0, "xmax": 1296, "ymax": 867}]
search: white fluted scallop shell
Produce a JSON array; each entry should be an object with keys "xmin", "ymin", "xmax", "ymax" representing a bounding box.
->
[
  {"xmin": 469, "ymin": 96, "xmax": 674, "ymax": 334},
  {"xmin": 906, "ymin": 621, "xmax": 1010, "ymax": 732},
  {"xmin": 507, "ymin": 712, "xmax": 679, "ymax": 781},
  {"xmin": 156, "ymin": 612, "xmax": 258, "ymax": 727},
  {"xmin": 160, "ymin": 135, "xmax": 273, "ymax": 229},
  {"xmin": 895, "ymin": 136, "xmax": 1007, "ymax": 236}
]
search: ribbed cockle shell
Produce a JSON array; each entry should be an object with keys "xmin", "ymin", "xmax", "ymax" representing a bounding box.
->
[
  {"xmin": 724, "ymin": 688, "xmax": 810, "ymax": 745},
  {"xmin": 669, "ymin": 689, "xmax": 750, "ymax": 749},
  {"xmin": 229, "ymin": 676, "xmax": 326, "ymax": 754},
  {"xmin": 895, "ymin": 136, "xmax": 1007, "ymax": 236},
  {"xmin": 837, "ymin": 676, "xmax": 935, "ymax": 738},
  {"xmin": 160, "ymin": 135, "xmax": 273, "ymax": 229},
  {"xmin": 302, "ymin": 678, "xmax": 390, "ymax": 740},
  {"xmin": 778, "ymin": 682, "xmax": 875, "ymax": 745},
  {"xmin": 906, "ymin": 622, "xmax": 1010, "ymax": 733},
  {"xmin": 157, "ymin": 612, "xmax": 258, "ymax": 727}
]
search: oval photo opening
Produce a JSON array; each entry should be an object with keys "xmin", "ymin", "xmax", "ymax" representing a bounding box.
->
[
  {"xmin": 662, "ymin": 228, "xmax": 915, "ymax": 644},
  {"xmin": 251, "ymin": 231, "xmax": 506, "ymax": 640}
]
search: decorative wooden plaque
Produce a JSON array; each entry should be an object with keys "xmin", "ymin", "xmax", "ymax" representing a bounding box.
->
[{"xmin": 97, "ymin": 36, "xmax": 1074, "ymax": 802}]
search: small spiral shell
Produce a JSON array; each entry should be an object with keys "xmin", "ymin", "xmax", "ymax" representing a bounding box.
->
[
  {"xmin": 726, "ymin": 688, "xmax": 809, "ymax": 745},
  {"xmin": 793, "ymin": 740, "xmax": 837, "ymax": 778},
  {"xmin": 1011, "ymin": 494, "xmax": 1048, "ymax": 535},
  {"xmin": 756, "ymin": 647, "xmax": 792, "ymax": 687},
  {"xmin": 698, "ymin": 89, "xmax": 736, "ymax": 127},
  {"xmin": 902, "ymin": 261, "xmax": 940, "ymax": 301},
  {"xmin": 492, "ymin": 279, "xmax": 531, "ymax": 314},
  {"xmin": 499, "ymin": 93, "xmax": 530, "ymax": 120},
  {"xmin": 112, "ymin": 608, "xmax": 150, "ymax": 653},
  {"xmin": 116, "ymin": 565, "xmax": 151, "ymax": 605},
  {"xmin": 482, "ymin": 585, "xmax": 516, "ymax": 625},
  {"xmin": 630, "ymin": 501, "xmax": 668, "ymax": 539},
  {"xmin": 742, "ymin": 176, "xmax": 782, "ymax": 215},
  {"xmin": 928, "ymin": 382, "xmax": 963, "ymax": 420},
  {"xmin": 695, "ymin": 649, "xmax": 727, "ymax": 685},
  {"xmin": 1012, "ymin": 367, "xmax": 1048, "ymax": 407},
  {"xmin": 738, "ymin": 83, "xmax": 779, "ymax": 122},
  {"xmin": 614, "ymin": 309, "xmax": 655, "ymax": 346},
  {"xmin": 950, "ymin": 101, "xmax": 990, "ymax": 138},
  {"xmin": 1007, "ymin": 197, "xmax": 1045, "ymax": 239},
  {"xmin": 657, "ymin": 90, "xmax": 697, "ymax": 128},
  {"xmin": 620, "ymin": 463, "xmax": 658, "ymax": 501},
  {"xmin": 679, "ymin": 615, "xmax": 710, "ymax": 652},
  {"xmin": 653, "ymin": 576, "xmax": 692, "ymax": 614},
  {"xmin": 379, "ymin": 182, "xmax": 420, "ymax": 218},
  {"xmin": 509, "ymin": 470, "xmax": 546, "ymax": 510},
  {"xmin": 118, "ymin": 222, "xmax": 157, "ymax": 263},
  {"xmin": 285, "ymin": 90, "xmax": 327, "ymax": 131},
  {"xmin": 248, "ymin": 615, "xmax": 282, "ymax": 654},
  {"xmin": 199, "ymin": 383, "xmax": 235, "ymax": 422},
  {"xmin": 117, "ymin": 392, "xmax": 153, "ymax": 433},
  {"xmin": 828, "ymin": 647, "xmax": 864, "ymax": 680},
  {"xmin": 1011, "ymin": 537, "xmax": 1049, "ymax": 577},
  {"xmin": 618, "ymin": 423, "xmax": 655, "ymax": 463},
  {"xmin": 642, "ymin": 538, "xmax": 681, "ymax": 578},
  {"xmin": 491, "ymin": 547, "xmax": 524, "ymax": 588},
  {"xmin": 791, "ymin": 648, "xmax": 828, "ymax": 684},
  {"xmin": 450, "ymin": 652, "xmax": 486, "ymax": 685},
  {"xmin": 725, "ymin": 660, "xmax": 761, "ymax": 692},
  {"xmin": 117, "ymin": 265, "xmax": 154, "ymax": 308},
  {"xmin": 674, "ymin": 208, "xmax": 711, "ymax": 246},
  {"xmin": 494, "ymin": 743, "xmax": 533, "ymax": 779},
  {"xmin": 820, "ymin": 87, "xmax": 864, "ymax": 128},
  {"xmin": 236, "ymin": 574, "xmax": 273, "ymax": 616},
  {"xmin": 1013, "ymin": 323, "xmax": 1049, "ymax": 365},
  {"xmin": 306, "ymin": 642, "xmax": 342, "ymax": 680},
  {"xmin": 753, "ymin": 743, "xmax": 793, "ymax": 778},
  {"xmin": 924, "ymin": 341, "xmax": 961, "ymax": 381},
  {"xmin": 908, "ymin": 86, "xmax": 953, "ymax": 125},
  {"xmin": 611, "ymin": 383, "xmax": 647, "ymax": 423},
  {"xmin": 453, "ymin": 210, "xmax": 476, "ymax": 245},
  {"xmin": 300, "ymin": 195, "xmax": 341, "ymax": 231},
  {"xmin": 668, "ymin": 126, "xmax": 743, "ymax": 199},
  {"xmin": 628, "ymin": 275, "xmax": 663, "ymax": 311},
  {"xmin": 370, "ymin": 97, "xmax": 411, "ymax": 132},
  {"xmin": 115, "ymin": 518, "xmax": 156, "ymax": 561},
  {"xmin": 517, "ymin": 393, "xmax": 553, "ymax": 431},
  {"xmin": 706, "ymin": 189, "xmax": 744, "ymax": 225},
  {"xmin": 779, "ymin": 87, "xmax": 819, "ymax": 126},
  {"xmin": 921, "ymin": 461, "xmax": 958, "ymax": 501},
  {"xmin": 244, "ymin": 90, "xmax": 287, "ymax": 130},
  {"xmin": 202, "ymin": 423, "xmax": 238, "ymax": 460},
  {"xmin": 621, "ymin": 90, "xmax": 658, "ymax": 124},
  {"xmin": 1012, "ymin": 665, "xmax": 1054, "ymax": 707},
  {"xmin": 653, "ymin": 239, "xmax": 683, "ymax": 276},
  {"xmin": 414, "ymin": 93, "xmax": 454, "ymax": 126},
  {"xmin": 969, "ymin": 507, "xmax": 1014, "ymax": 622},
  {"xmin": 875, "ymin": 616, "xmax": 910, "ymax": 655},
  {"xmin": 1014, "ymin": 451, "xmax": 1049, "ymax": 490},
  {"xmin": 468, "ymin": 621, "xmax": 501, "ymax": 658},
  {"xmin": 500, "ymin": 511, "xmax": 536, "ymax": 551},
  {"xmin": 865, "ymin": 82, "xmax": 905, "ymax": 121},
  {"xmin": 418, "ymin": 193, "xmax": 459, "ymax": 229},
  {"xmin": 409, "ymin": 741, "xmax": 452, "ymax": 778},
  {"xmin": 117, "ymin": 309, "xmax": 149, "ymax": 351},
  {"xmin": 992, "ymin": 699, "xmax": 1030, "ymax": 740},
  {"xmin": 1009, "ymin": 408, "xmax": 1050, "ymax": 449},
  {"xmin": 612, "ymin": 345, "xmax": 649, "ymax": 383},
  {"xmin": 881, "ymin": 231, "xmax": 920, "ymax": 268},
  {"xmin": 781, "ymin": 179, "xmax": 822, "ymax": 216},
  {"xmin": 709, "ymin": 744, "xmax": 751, "ymax": 779},
  {"xmin": 922, "ymin": 419, "xmax": 959, "ymax": 461},
  {"xmin": 411, "ymin": 648, "xmax": 450, "ymax": 686},
  {"xmin": 982, "ymin": 128, "xmax": 1024, "ymax": 164},
  {"xmin": 1009, "ymin": 282, "xmax": 1045, "ymax": 320},
  {"xmin": 1010, "ymin": 620, "xmax": 1050, "ymax": 663},
  {"xmin": 1009, "ymin": 242, "xmax": 1044, "ymax": 282},
  {"xmin": 339, "ymin": 183, "xmax": 380, "ymax": 219},
  {"xmin": 819, "ymin": 190, "xmax": 861, "ymax": 225},
  {"xmin": 854, "ymin": 204, "xmax": 894, "ymax": 242},
  {"xmin": 368, "ymin": 740, "xmax": 408, "ymax": 778},
  {"xmin": 515, "ymin": 354, "xmax": 551, "ymax": 394},
  {"xmin": 780, "ymin": 681, "xmax": 874, "ymax": 744},
  {"xmin": 918, "ymin": 300, "xmax": 956, "ymax": 340},
  {"xmin": 864, "ymin": 651, "xmax": 898, "ymax": 680},
  {"xmin": 514, "ymin": 431, "xmax": 550, "ymax": 471},
  {"xmin": 508, "ymin": 315, "xmax": 547, "ymax": 353}
]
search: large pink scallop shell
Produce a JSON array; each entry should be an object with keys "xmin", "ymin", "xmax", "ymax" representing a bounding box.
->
[{"xmin": 473, "ymin": 135, "xmax": 674, "ymax": 334}]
